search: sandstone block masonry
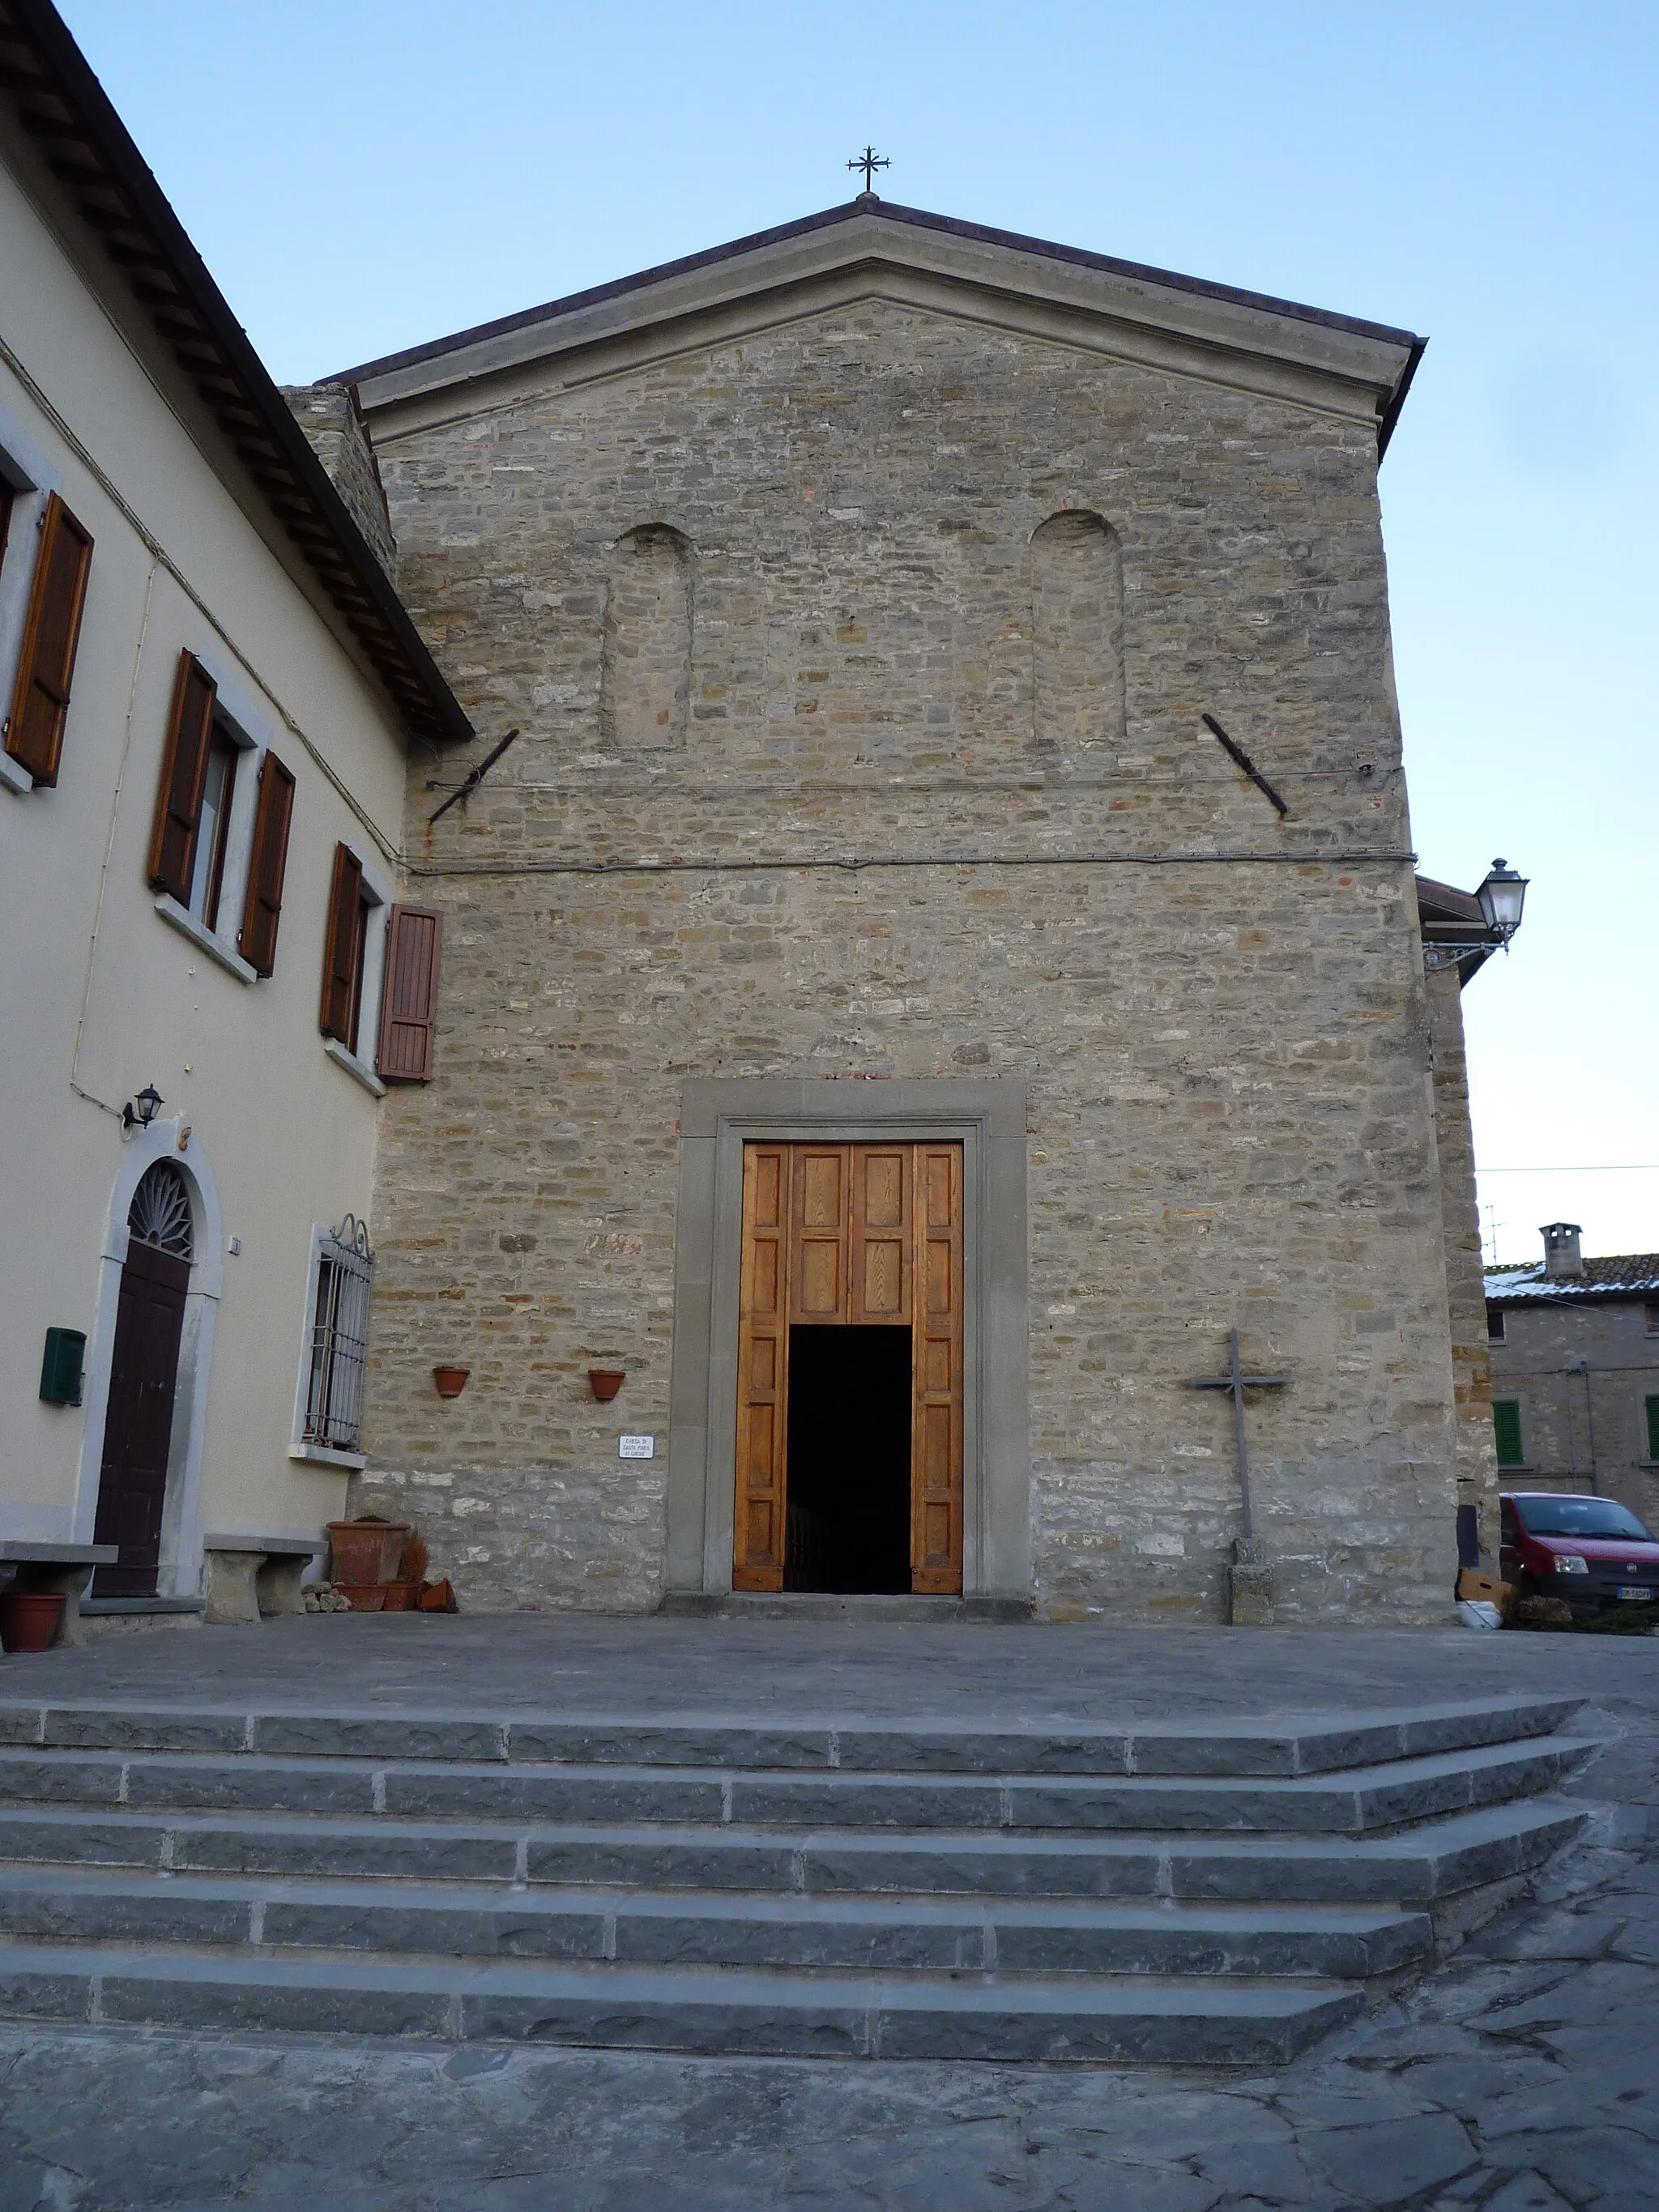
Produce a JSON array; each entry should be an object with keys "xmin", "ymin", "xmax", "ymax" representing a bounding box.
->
[
  {"xmin": 1427, "ymin": 961, "xmax": 1503, "ymax": 1558},
  {"xmin": 343, "ymin": 226, "xmax": 1459, "ymax": 1623}
]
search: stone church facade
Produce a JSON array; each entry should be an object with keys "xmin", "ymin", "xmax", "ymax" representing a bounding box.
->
[{"xmin": 333, "ymin": 199, "xmax": 1497, "ymax": 1624}]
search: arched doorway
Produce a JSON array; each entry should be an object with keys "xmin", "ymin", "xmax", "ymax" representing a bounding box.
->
[{"xmin": 91, "ymin": 1161, "xmax": 194, "ymax": 1597}]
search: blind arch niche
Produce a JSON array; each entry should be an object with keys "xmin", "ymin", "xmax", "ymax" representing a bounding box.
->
[
  {"xmin": 599, "ymin": 523, "xmax": 693, "ymax": 749},
  {"xmin": 1029, "ymin": 510, "xmax": 1126, "ymax": 752}
]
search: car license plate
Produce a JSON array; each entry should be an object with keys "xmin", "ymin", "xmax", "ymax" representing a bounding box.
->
[{"xmin": 1616, "ymin": 1587, "xmax": 1653, "ymax": 1602}]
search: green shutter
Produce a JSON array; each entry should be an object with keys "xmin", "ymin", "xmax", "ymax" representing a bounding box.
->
[
  {"xmin": 1646, "ymin": 1396, "xmax": 1659, "ymax": 1464},
  {"xmin": 1492, "ymin": 1400, "xmax": 1524, "ymax": 1468}
]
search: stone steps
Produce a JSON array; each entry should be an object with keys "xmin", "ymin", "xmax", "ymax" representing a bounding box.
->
[
  {"xmin": 0, "ymin": 1694, "xmax": 1582, "ymax": 1775},
  {"xmin": 0, "ymin": 1941, "xmax": 1364, "ymax": 2062},
  {"xmin": 0, "ymin": 1796, "xmax": 1585, "ymax": 1899},
  {"xmin": 0, "ymin": 1693, "xmax": 1593, "ymax": 2061},
  {"xmin": 0, "ymin": 1865, "xmax": 1434, "ymax": 1977},
  {"xmin": 0, "ymin": 1733, "xmax": 1591, "ymax": 1834}
]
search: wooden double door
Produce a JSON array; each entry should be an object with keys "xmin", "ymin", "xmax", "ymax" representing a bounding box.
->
[{"xmin": 736, "ymin": 1141, "xmax": 964, "ymax": 1595}]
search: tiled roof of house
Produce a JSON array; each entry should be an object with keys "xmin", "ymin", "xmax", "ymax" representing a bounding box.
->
[
  {"xmin": 1486, "ymin": 1257, "xmax": 1659, "ymax": 1302},
  {"xmin": 0, "ymin": 0, "xmax": 472, "ymax": 747}
]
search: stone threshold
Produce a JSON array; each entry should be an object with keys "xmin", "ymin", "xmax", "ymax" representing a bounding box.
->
[{"xmin": 659, "ymin": 1592, "xmax": 1034, "ymax": 1624}]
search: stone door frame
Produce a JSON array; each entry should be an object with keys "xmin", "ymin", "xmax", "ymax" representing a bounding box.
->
[{"xmin": 665, "ymin": 1078, "xmax": 1030, "ymax": 1600}]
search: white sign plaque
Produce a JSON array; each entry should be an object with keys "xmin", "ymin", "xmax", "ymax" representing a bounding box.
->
[{"xmin": 618, "ymin": 1434, "xmax": 655, "ymax": 1460}]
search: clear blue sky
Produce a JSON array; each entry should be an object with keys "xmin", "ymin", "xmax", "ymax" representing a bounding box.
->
[{"xmin": 59, "ymin": 1, "xmax": 1659, "ymax": 1260}]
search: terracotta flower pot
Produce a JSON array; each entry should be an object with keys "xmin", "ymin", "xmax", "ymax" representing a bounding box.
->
[
  {"xmin": 433, "ymin": 1366, "xmax": 471, "ymax": 1399},
  {"xmin": 588, "ymin": 1368, "xmax": 625, "ymax": 1402},
  {"xmin": 381, "ymin": 1582, "xmax": 416, "ymax": 1611},
  {"xmin": 418, "ymin": 1579, "xmax": 458, "ymax": 1613},
  {"xmin": 326, "ymin": 1520, "xmax": 410, "ymax": 1585},
  {"xmin": 0, "ymin": 1590, "xmax": 66, "ymax": 1653},
  {"xmin": 335, "ymin": 1583, "xmax": 387, "ymax": 1613}
]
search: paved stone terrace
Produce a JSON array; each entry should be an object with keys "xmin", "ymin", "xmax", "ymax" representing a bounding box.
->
[
  {"xmin": 0, "ymin": 1613, "xmax": 1648, "ymax": 1724},
  {"xmin": 0, "ymin": 1620, "xmax": 1654, "ymax": 2208}
]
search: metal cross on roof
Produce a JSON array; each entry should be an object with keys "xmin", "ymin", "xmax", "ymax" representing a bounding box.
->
[
  {"xmin": 848, "ymin": 147, "xmax": 889, "ymax": 195},
  {"xmin": 1184, "ymin": 1329, "xmax": 1286, "ymax": 1542}
]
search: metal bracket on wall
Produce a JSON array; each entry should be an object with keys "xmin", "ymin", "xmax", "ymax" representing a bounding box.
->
[
  {"xmin": 427, "ymin": 728, "xmax": 519, "ymax": 825},
  {"xmin": 1201, "ymin": 714, "xmax": 1290, "ymax": 818},
  {"xmin": 1422, "ymin": 940, "xmax": 1502, "ymax": 973}
]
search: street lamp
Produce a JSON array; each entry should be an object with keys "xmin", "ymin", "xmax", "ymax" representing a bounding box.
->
[
  {"xmin": 1422, "ymin": 859, "xmax": 1528, "ymax": 974},
  {"xmin": 1476, "ymin": 859, "xmax": 1528, "ymax": 943}
]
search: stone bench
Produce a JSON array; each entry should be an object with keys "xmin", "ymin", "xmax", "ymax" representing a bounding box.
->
[
  {"xmin": 202, "ymin": 1533, "xmax": 324, "ymax": 1626},
  {"xmin": 0, "ymin": 1542, "xmax": 120, "ymax": 1647}
]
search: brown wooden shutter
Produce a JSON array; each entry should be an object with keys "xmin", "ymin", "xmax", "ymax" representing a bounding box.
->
[
  {"xmin": 376, "ymin": 904, "xmax": 442, "ymax": 1082},
  {"xmin": 5, "ymin": 492, "xmax": 93, "ymax": 785},
  {"xmin": 146, "ymin": 651, "xmax": 218, "ymax": 898},
  {"xmin": 319, "ymin": 842, "xmax": 364, "ymax": 1042},
  {"xmin": 237, "ymin": 749, "xmax": 294, "ymax": 976}
]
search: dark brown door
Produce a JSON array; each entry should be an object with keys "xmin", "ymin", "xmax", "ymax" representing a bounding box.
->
[
  {"xmin": 92, "ymin": 1240, "xmax": 190, "ymax": 1596},
  {"xmin": 735, "ymin": 1142, "xmax": 964, "ymax": 1595}
]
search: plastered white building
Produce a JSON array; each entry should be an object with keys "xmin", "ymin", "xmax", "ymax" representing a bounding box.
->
[{"xmin": 0, "ymin": 0, "xmax": 468, "ymax": 1626}]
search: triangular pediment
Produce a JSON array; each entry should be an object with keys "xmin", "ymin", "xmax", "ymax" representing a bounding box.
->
[{"xmin": 339, "ymin": 200, "xmax": 1422, "ymax": 450}]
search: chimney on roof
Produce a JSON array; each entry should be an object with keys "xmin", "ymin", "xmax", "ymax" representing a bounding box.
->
[{"xmin": 1541, "ymin": 1221, "xmax": 1585, "ymax": 1281}]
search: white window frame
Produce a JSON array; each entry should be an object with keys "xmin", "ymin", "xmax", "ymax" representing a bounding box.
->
[
  {"xmin": 0, "ymin": 401, "xmax": 62, "ymax": 799},
  {"xmin": 289, "ymin": 1218, "xmax": 373, "ymax": 1469},
  {"xmin": 322, "ymin": 839, "xmax": 392, "ymax": 1097},
  {"xmin": 151, "ymin": 649, "xmax": 275, "ymax": 986}
]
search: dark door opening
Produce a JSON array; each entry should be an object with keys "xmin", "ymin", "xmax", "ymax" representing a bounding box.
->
[
  {"xmin": 92, "ymin": 1238, "xmax": 190, "ymax": 1597},
  {"xmin": 784, "ymin": 1325, "xmax": 911, "ymax": 1593}
]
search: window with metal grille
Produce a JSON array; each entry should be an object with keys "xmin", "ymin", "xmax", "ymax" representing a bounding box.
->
[{"xmin": 302, "ymin": 1217, "xmax": 373, "ymax": 1451}]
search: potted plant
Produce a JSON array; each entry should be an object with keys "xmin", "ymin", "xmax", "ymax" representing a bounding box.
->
[
  {"xmin": 0, "ymin": 1588, "xmax": 66, "ymax": 1652},
  {"xmin": 326, "ymin": 1516, "xmax": 410, "ymax": 1586}
]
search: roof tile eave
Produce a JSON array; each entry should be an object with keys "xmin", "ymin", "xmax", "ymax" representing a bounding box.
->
[{"xmin": 1485, "ymin": 1257, "xmax": 1659, "ymax": 1301}]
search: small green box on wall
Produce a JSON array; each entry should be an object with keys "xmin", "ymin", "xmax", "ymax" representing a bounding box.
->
[{"xmin": 40, "ymin": 1328, "xmax": 87, "ymax": 1407}]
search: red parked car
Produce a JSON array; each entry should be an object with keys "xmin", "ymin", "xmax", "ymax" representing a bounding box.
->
[{"xmin": 1500, "ymin": 1490, "xmax": 1659, "ymax": 1614}]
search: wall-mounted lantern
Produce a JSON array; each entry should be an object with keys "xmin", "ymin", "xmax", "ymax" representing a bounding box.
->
[
  {"xmin": 1422, "ymin": 859, "xmax": 1529, "ymax": 974},
  {"xmin": 1476, "ymin": 858, "xmax": 1528, "ymax": 941},
  {"xmin": 122, "ymin": 1082, "xmax": 164, "ymax": 1133}
]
